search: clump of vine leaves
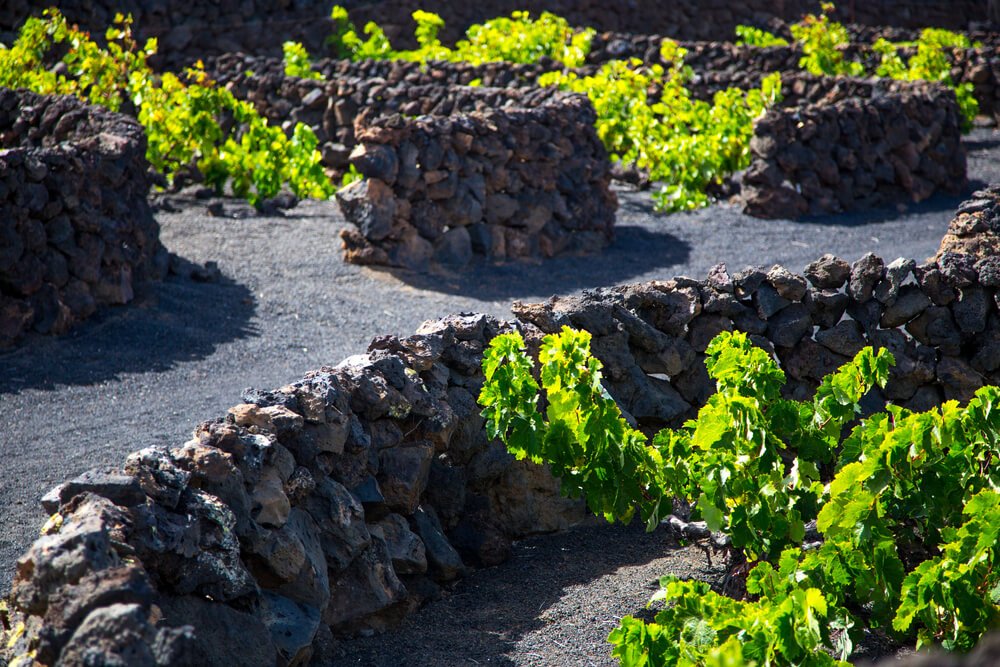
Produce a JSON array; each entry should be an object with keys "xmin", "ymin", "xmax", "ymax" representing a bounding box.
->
[
  {"xmin": 0, "ymin": 9, "xmax": 333, "ymax": 207},
  {"xmin": 291, "ymin": 7, "xmax": 785, "ymax": 214},
  {"xmin": 736, "ymin": 2, "xmax": 979, "ymax": 129},
  {"xmin": 480, "ymin": 327, "xmax": 1000, "ymax": 666}
]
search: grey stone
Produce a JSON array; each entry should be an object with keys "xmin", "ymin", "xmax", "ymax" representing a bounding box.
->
[
  {"xmin": 259, "ymin": 590, "xmax": 320, "ymax": 665},
  {"xmin": 907, "ymin": 307, "xmax": 962, "ymax": 354},
  {"xmin": 371, "ymin": 513, "xmax": 427, "ymax": 575},
  {"xmin": 754, "ymin": 284, "xmax": 791, "ymax": 319},
  {"xmin": 804, "ymin": 288, "xmax": 849, "ymax": 329},
  {"xmin": 880, "ymin": 285, "xmax": 931, "ymax": 328},
  {"xmin": 767, "ymin": 265, "xmax": 807, "ymax": 301},
  {"xmin": 13, "ymin": 495, "xmax": 123, "ymax": 615},
  {"xmin": 158, "ymin": 595, "xmax": 276, "ymax": 667},
  {"xmin": 412, "ymin": 506, "xmax": 466, "ymax": 582},
  {"xmin": 849, "ymin": 253, "xmax": 886, "ymax": 303},
  {"xmin": 349, "ymin": 143, "xmax": 399, "ymax": 185},
  {"xmin": 40, "ymin": 471, "xmax": 145, "ymax": 514},
  {"xmin": 131, "ymin": 489, "xmax": 257, "ymax": 603},
  {"xmin": 378, "ymin": 444, "xmax": 434, "ymax": 514},
  {"xmin": 322, "ymin": 534, "xmax": 407, "ymax": 633},
  {"xmin": 952, "ymin": 287, "xmax": 990, "ymax": 333},
  {"xmin": 56, "ymin": 603, "xmax": 158, "ymax": 667},
  {"xmin": 336, "ymin": 178, "xmax": 397, "ymax": 242},
  {"xmin": 815, "ymin": 320, "xmax": 866, "ymax": 357},
  {"xmin": 269, "ymin": 509, "xmax": 330, "ymax": 610},
  {"xmin": 766, "ymin": 303, "xmax": 812, "ymax": 348},
  {"xmin": 875, "ymin": 257, "xmax": 916, "ymax": 303},
  {"xmin": 434, "ymin": 226, "xmax": 473, "ymax": 268},
  {"xmin": 123, "ymin": 447, "xmax": 191, "ymax": 509},
  {"xmin": 303, "ymin": 478, "xmax": 370, "ymax": 572},
  {"xmin": 937, "ymin": 356, "xmax": 984, "ymax": 402},
  {"xmin": 805, "ymin": 255, "xmax": 851, "ymax": 289}
]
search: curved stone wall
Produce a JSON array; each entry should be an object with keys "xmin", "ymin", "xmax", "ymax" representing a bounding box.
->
[
  {"xmin": 4, "ymin": 190, "xmax": 1000, "ymax": 665},
  {"xmin": 742, "ymin": 75, "xmax": 967, "ymax": 217},
  {"xmin": 209, "ymin": 55, "xmax": 616, "ymax": 270},
  {"xmin": 588, "ymin": 35, "xmax": 1000, "ymax": 120},
  {"xmin": 0, "ymin": 88, "xmax": 166, "ymax": 347}
]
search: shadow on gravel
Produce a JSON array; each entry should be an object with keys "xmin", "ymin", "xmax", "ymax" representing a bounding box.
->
[
  {"xmin": 378, "ymin": 225, "xmax": 691, "ymax": 300},
  {"xmin": 964, "ymin": 135, "xmax": 1000, "ymax": 152},
  {"xmin": 0, "ymin": 265, "xmax": 256, "ymax": 394},
  {"xmin": 330, "ymin": 522, "xmax": 719, "ymax": 667},
  {"xmin": 793, "ymin": 190, "xmax": 969, "ymax": 228}
]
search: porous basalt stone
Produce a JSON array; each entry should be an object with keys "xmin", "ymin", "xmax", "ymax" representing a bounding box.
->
[
  {"xmin": 0, "ymin": 88, "xmax": 166, "ymax": 347},
  {"xmin": 207, "ymin": 55, "xmax": 617, "ymax": 271}
]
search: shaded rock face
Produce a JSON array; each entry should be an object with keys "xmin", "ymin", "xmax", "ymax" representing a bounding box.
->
[
  {"xmin": 588, "ymin": 36, "xmax": 1000, "ymax": 121},
  {"xmin": 8, "ymin": 191, "xmax": 1000, "ymax": 664},
  {"xmin": 0, "ymin": 88, "xmax": 166, "ymax": 347},
  {"xmin": 742, "ymin": 75, "xmax": 967, "ymax": 218},
  {"xmin": 209, "ymin": 55, "xmax": 616, "ymax": 271}
]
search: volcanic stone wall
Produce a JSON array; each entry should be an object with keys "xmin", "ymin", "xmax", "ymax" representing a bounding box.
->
[
  {"xmin": 5, "ymin": 188, "xmax": 1000, "ymax": 666},
  {"xmin": 0, "ymin": 88, "xmax": 166, "ymax": 347},
  {"xmin": 590, "ymin": 35, "xmax": 1000, "ymax": 119},
  {"xmin": 0, "ymin": 1, "xmax": 988, "ymax": 69},
  {"xmin": 210, "ymin": 55, "xmax": 616, "ymax": 270},
  {"xmin": 742, "ymin": 76, "xmax": 967, "ymax": 217}
]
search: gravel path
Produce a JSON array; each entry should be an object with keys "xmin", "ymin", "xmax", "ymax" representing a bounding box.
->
[{"xmin": 1, "ymin": 129, "xmax": 998, "ymax": 663}]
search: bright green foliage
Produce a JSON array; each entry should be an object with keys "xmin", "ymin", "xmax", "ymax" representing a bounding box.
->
[
  {"xmin": 0, "ymin": 11, "xmax": 152, "ymax": 112},
  {"xmin": 894, "ymin": 490, "xmax": 1000, "ymax": 651},
  {"xmin": 611, "ymin": 578, "xmax": 850, "ymax": 667},
  {"xmin": 283, "ymin": 41, "xmax": 323, "ymax": 80},
  {"xmin": 481, "ymin": 328, "xmax": 889, "ymax": 557},
  {"xmin": 480, "ymin": 328, "xmax": 668, "ymax": 525},
  {"xmin": 658, "ymin": 334, "xmax": 890, "ymax": 561},
  {"xmin": 789, "ymin": 2, "xmax": 865, "ymax": 76},
  {"xmin": 540, "ymin": 43, "xmax": 783, "ymax": 212},
  {"xmin": 328, "ymin": 5, "xmax": 394, "ymax": 60},
  {"xmin": 480, "ymin": 327, "xmax": 1000, "ymax": 665},
  {"xmin": 873, "ymin": 28, "xmax": 979, "ymax": 129},
  {"xmin": 0, "ymin": 10, "xmax": 333, "ymax": 206},
  {"xmin": 735, "ymin": 25, "xmax": 790, "ymax": 48},
  {"xmin": 322, "ymin": 10, "xmax": 779, "ymax": 212},
  {"xmin": 326, "ymin": 6, "xmax": 593, "ymax": 67},
  {"xmin": 451, "ymin": 11, "xmax": 594, "ymax": 67}
]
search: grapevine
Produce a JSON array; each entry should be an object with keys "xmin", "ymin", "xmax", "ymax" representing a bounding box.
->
[
  {"xmin": 1, "ymin": 9, "xmax": 333, "ymax": 207},
  {"xmin": 480, "ymin": 328, "xmax": 1000, "ymax": 665}
]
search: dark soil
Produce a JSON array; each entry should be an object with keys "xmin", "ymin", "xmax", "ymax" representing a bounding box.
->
[
  {"xmin": 327, "ymin": 520, "xmax": 721, "ymax": 667},
  {"xmin": 1, "ymin": 129, "xmax": 997, "ymax": 664}
]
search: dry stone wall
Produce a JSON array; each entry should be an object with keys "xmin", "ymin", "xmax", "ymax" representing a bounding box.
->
[
  {"xmin": 209, "ymin": 55, "xmax": 616, "ymax": 270},
  {"xmin": 0, "ymin": 88, "xmax": 166, "ymax": 347},
  {"xmin": 937, "ymin": 183, "xmax": 1000, "ymax": 259},
  {"xmin": 589, "ymin": 35, "xmax": 1000, "ymax": 120},
  {"xmin": 5, "ymin": 190, "xmax": 1000, "ymax": 665},
  {"xmin": 742, "ymin": 75, "xmax": 967, "ymax": 217}
]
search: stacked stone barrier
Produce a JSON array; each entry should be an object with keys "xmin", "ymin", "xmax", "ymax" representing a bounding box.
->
[
  {"xmin": 5, "ymin": 188, "xmax": 1000, "ymax": 665},
  {"xmin": 586, "ymin": 35, "xmax": 1000, "ymax": 120},
  {"xmin": 936, "ymin": 183, "xmax": 1000, "ymax": 259},
  {"xmin": 742, "ymin": 75, "xmax": 967, "ymax": 217},
  {"xmin": 208, "ymin": 55, "xmax": 616, "ymax": 270},
  {"xmin": 1, "ymin": 1, "xmax": 991, "ymax": 70},
  {"xmin": 0, "ymin": 87, "xmax": 166, "ymax": 347}
]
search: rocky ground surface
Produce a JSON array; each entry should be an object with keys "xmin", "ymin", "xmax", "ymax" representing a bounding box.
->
[{"xmin": 1, "ymin": 129, "xmax": 998, "ymax": 665}]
